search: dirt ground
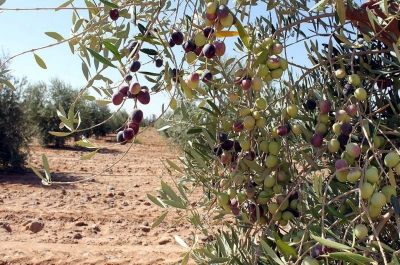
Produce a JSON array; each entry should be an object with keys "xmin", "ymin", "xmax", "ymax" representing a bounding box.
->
[{"xmin": 0, "ymin": 128, "xmax": 200, "ymax": 265}]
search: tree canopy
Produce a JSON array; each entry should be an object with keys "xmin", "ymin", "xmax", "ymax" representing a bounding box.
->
[{"xmin": 1, "ymin": 0, "xmax": 400, "ymax": 264}]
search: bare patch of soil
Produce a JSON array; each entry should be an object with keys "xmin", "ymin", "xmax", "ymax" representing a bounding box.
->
[{"xmin": 0, "ymin": 128, "xmax": 198, "ymax": 265}]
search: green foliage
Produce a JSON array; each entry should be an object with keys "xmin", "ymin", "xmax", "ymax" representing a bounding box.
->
[
  {"xmin": 155, "ymin": 110, "xmax": 186, "ymax": 145},
  {"xmin": 2, "ymin": 0, "xmax": 400, "ymax": 263},
  {"xmin": 105, "ymin": 107, "xmax": 129, "ymax": 133},
  {"xmin": 22, "ymin": 78, "xmax": 126, "ymax": 146},
  {"xmin": 0, "ymin": 81, "xmax": 31, "ymax": 171},
  {"xmin": 80, "ymin": 101, "xmax": 127, "ymax": 138},
  {"xmin": 0, "ymin": 58, "xmax": 31, "ymax": 171},
  {"xmin": 141, "ymin": 113, "xmax": 157, "ymax": 127},
  {"xmin": 155, "ymin": 102, "xmax": 209, "ymax": 150}
]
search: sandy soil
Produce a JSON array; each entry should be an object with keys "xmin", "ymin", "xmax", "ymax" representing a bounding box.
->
[{"xmin": 0, "ymin": 128, "xmax": 199, "ymax": 265}]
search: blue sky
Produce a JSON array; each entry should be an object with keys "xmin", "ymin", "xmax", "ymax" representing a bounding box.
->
[
  {"xmin": 0, "ymin": 1, "xmax": 87, "ymax": 85},
  {"xmin": 0, "ymin": 0, "xmax": 86, "ymax": 83}
]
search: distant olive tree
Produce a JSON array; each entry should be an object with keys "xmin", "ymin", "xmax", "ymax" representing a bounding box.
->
[
  {"xmin": 141, "ymin": 114, "xmax": 157, "ymax": 127},
  {"xmin": 23, "ymin": 78, "xmax": 124, "ymax": 146},
  {"xmin": 3, "ymin": 0, "xmax": 400, "ymax": 264},
  {"xmin": 0, "ymin": 57, "xmax": 31, "ymax": 171}
]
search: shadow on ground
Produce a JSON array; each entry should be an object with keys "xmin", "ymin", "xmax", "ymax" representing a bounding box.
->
[
  {"xmin": 0, "ymin": 172, "xmax": 84, "ymax": 188},
  {"xmin": 43, "ymin": 145, "xmax": 123, "ymax": 154}
]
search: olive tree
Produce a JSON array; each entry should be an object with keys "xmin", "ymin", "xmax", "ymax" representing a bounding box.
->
[
  {"xmin": 1, "ymin": 0, "xmax": 400, "ymax": 264},
  {"xmin": 0, "ymin": 56, "xmax": 31, "ymax": 171},
  {"xmin": 22, "ymin": 78, "xmax": 124, "ymax": 146}
]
